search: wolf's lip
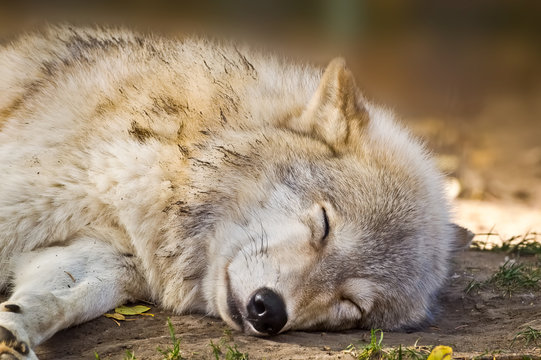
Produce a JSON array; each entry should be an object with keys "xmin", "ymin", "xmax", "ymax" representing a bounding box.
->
[{"xmin": 225, "ymin": 272, "xmax": 244, "ymax": 331}]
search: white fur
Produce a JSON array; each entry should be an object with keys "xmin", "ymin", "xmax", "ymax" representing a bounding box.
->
[{"xmin": 0, "ymin": 26, "xmax": 463, "ymax": 358}]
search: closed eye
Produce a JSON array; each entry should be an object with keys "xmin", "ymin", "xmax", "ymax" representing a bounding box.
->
[{"xmin": 322, "ymin": 207, "xmax": 330, "ymax": 241}]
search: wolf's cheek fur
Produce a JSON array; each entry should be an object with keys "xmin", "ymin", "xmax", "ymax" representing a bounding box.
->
[
  {"xmin": 205, "ymin": 196, "xmax": 380, "ymax": 333},
  {"xmin": 205, "ymin": 205, "xmax": 316, "ymax": 333}
]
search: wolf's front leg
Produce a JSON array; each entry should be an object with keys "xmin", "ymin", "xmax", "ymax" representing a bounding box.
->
[{"xmin": 0, "ymin": 237, "xmax": 147, "ymax": 359}]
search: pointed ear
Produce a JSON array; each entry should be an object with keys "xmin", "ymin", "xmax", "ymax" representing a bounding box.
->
[{"xmin": 293, "ymin": 58, "xmax": 369, "ymax": 149}]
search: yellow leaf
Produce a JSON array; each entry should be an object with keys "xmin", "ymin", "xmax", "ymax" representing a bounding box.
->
[
  {"xmin": 104, "ymin": 313, "xmax": 126, "ymax": 321},
  {"xmin": 427, "ymin": 346, "xmax": 453, "ymax": 360},
  {"xmin": 115, "ymin": 305, "xmax": 151, "ymax": 316}
]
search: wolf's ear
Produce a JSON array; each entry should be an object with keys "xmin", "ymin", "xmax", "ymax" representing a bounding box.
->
[
  {"xmin": 451, "ymin": 224, "xmax": 474, "ymax": 250},
  {"xmin": 294, "ymin": 58, "xmax": 369, "ymax": 149}
]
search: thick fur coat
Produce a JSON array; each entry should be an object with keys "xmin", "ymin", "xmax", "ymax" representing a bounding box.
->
[{"xmin": 0, "ymin": 26, "xmax": 471, "ymax": 359}]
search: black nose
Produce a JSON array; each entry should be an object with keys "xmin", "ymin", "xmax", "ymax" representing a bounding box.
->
[{"xmin": 246, "ymin": 287, "xmax": 287, "ymax": 335}]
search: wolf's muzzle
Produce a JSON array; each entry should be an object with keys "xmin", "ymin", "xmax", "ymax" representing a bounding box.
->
[{"xmin": 246, "ymin": 287, "xmax": 287, "ymax": 335}]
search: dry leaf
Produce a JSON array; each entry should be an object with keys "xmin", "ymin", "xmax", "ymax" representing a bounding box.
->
[
  {"xmin": 105, "ymin": 313, "xmax": 126, "ymax": 321},
  {"xmin": 115, "ymin": 305, "xmax": 151, "ymax": 316}
]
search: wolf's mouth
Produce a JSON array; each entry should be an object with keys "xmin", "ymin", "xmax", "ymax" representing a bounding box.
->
[{"xmin": 225, "ymin": 272, "xmax": 244, "ymax": 331}]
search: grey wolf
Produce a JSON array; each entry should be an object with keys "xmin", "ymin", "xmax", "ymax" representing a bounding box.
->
[{"xmin": 0, "ymin": 26, "xmax": 472, "ymax": 359}]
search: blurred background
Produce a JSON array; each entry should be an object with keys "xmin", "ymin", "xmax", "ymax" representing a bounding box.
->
[{"xmin": 1, "ymin": 0, "xmax": 540, "ymax": 236}]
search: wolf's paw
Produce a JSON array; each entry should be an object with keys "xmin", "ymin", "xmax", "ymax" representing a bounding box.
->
[{"xmin": 0, "ymin": 326, "xmax": 30, "ymax": 360}]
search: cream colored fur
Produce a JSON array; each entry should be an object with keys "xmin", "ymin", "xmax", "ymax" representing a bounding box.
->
[{"xmin": 0, "ymin": 26, "xmax": 471, "ymax": 359}]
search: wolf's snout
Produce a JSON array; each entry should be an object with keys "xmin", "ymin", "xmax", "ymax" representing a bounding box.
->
[{"xmin": 246, "ymin": 287, "xmax": 287, "ymax": 335}]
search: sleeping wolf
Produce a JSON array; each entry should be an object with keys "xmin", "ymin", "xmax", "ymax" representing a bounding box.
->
[{"xmin": 0, "ymin": 26, "xmax": 471, "ymax": 359}]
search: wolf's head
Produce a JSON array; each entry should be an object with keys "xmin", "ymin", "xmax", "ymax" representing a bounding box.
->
[{"xmin": 200, "ymin": 58, "xmax": 472, "ymax": 335}]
